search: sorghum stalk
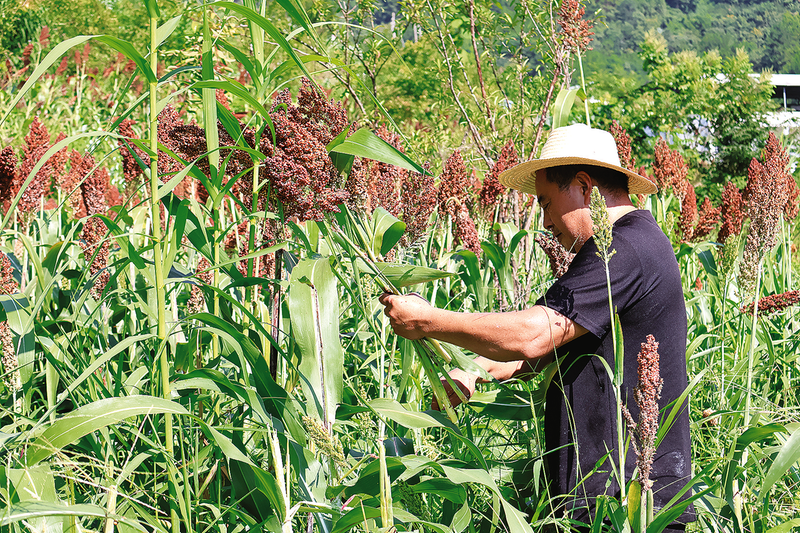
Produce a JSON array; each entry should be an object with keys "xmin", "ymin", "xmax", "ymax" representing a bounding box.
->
[
  {"xmin": 145, "ymin": 2, "xmax": 176, "ymax": 530},
  {"xmin": 589, "ymin": 187, "xmax": 625, "ymax": 490},
  {"xmin": 744, "ymin": 261, "xmax": 761, "ymax": 428}
]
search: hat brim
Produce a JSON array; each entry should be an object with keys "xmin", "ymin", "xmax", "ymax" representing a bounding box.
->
[{"xmin": 499, "ymin": 157, "xmax": 658, "ymax": 196}]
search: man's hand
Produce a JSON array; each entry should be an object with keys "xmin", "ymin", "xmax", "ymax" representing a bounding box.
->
[
  {"xmin": 378, "ymin": 292, "xmax": 434, "ymax": 340},
  {"xmin": 432, "ymin": 368, "xmax": 478, "ymax": 411}
]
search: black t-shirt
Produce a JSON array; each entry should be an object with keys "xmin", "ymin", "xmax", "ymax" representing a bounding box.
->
[{"xmin": 535, "ymin": 209, "xmax": 694, "ymax": 524}]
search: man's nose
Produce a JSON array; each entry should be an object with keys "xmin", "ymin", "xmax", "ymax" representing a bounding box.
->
[{"xmin": 542, "ymin": 209, "xmax": 552, "ymax": 230}]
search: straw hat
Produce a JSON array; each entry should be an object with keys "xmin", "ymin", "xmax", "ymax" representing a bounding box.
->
[{"xmin": 499, "ymin": 124, "xmax": 657, "ymax": 195}]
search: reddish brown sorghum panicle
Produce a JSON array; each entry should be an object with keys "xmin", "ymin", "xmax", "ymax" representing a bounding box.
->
[
  {"xmin": 187, "ymin": 256, "xmax": 213, "ymax": 315},
  {"xmin": 678, "ymin": 182, "xmax": 698, "ymax": 242},
  {"xmin": 718, "ymin": 182, "xmax": 744, "ymax": 245},
  {"xmin": 479, "ymin": 140, "xmax": 517, "ymax": 217},
  {"xmin": 366, "ymin": 124, "xmax": 407, "ymax": 217},
  {"xmin": 345, "ymin": 156, "xmax": 370, "ymax": 213},
  {"xmin": 22, "ymin": 44, "xmax": 34, "ymax": 67},
  {"xmin": 0, "ymin": 252, "xmax": 21, "ymax": 392},
  {"xmin": 56, "ymin": 56, "xmax": 68, "ymax": 76},
  {"xmin": 0, "ymin": 147, "xmax": 18, "ymax": 214},
  {"xmin": 739, "ymin": 133, "xmax": 793, "ymax": 298},
  {"xmin": 1, "ymin": 252, "xmax": 19, "ymax": 294},
  {"xmin": 784, "ymin": 176, "xmax": 799, "ymax": 220},
  {"xmin": 622, "ymin": 334, "xmax": 663, "ymax": 492},
  {"xmin": 437, "ymin": 150, "xmax": 471, "ymax": 218},
  {"xmin": 216, "ymin": 88, "xmax": 231, "ymax": 111},
  {"xmin": 39, "ymin": 26, "xmax": 50, "ymax": 49},
  {"xmin": 81, "ymin": 216, "xmax": 110, "ymax": 300},
  {"xmin": 60, "ymin": 150, "xmax": 116, "ymax": 218},
  {"xmin": 257, "ymin": 89, "xmax": 349, "ymax": 221},
  {"xmin": 535, "ymin": 230, "xmax": 575, "ymax": 278},
  {"xmin": 290, "ymin": 78, "xmax": 349, "ymax": 147},
  {"xmin": 693, "ymin": 197, "xmax": 721, "ymax": 242},
  {"xmin": 454, "ymin": 204, "xmax": 481, "ymax": 255},
  {"xmin": 557, "ymin": 0, "xmax": 594, "ymax": 54},
  {"xmin": 652, "ymin": 137, "xmax": 688, "ymax": 195},
  {"xmin": 14, "ymin": 118, "xmax": 68, "ymax": 219},
  {"xmin": 610, "ymin": 121, "xmax": 635, "ymax": 171},
  {"xmin": 401, "ymin": 163, "xmax": 436, "ymax": 245},
  {"xmin": 740, "ymin": 290, "xmax": 800, "ymax": 316},
  {"xmin": 117, "ymin": 118, "xmax": 147, "ymax": 200}
]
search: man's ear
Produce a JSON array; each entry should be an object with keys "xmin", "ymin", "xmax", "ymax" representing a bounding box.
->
[{"xmin": 574, "ymin": 171, "xmax": 594, "ymax": 203}]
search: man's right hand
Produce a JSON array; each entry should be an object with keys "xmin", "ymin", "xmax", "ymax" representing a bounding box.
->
[{"xmin": 432, "ymin": 368, "xmax": 479, "ymax": 411}]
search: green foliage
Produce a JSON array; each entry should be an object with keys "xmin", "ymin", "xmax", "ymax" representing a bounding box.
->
[{"xmin": 595, "ymin": 30, "xmax": 776, "ymax": 199}]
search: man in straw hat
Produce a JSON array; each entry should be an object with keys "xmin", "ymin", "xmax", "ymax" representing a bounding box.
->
[{"xmin": 380, "ymin": 124, "xmax": 694, "ymax": 530}]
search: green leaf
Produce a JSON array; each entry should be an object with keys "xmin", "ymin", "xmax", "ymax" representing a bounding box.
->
[
  {"xmin": 95, "ymin": 36, "xmax": 156, "ymax": 83},
  {"xmin": 552, "ymin": 88, "xmax": 579, "ymax": 129},
  {"xmin": 155, "ymin": 15, "xmax": 182, "ymax": 48},
  {"xmin": 760, "ymin": 424, "xmax": 800, "ymax": 497},
  {"xmin": 358, "ymin": 262, "xmax": 454, "ymax": 288},
  {"xmin": 329, "ymin": 128, "xmax": 427, "ymax": 175},
  {"xmin": 25, "ymin": 396, "xmax": 190, "ymax": 466},
  {"xmin": 141, "ymin": 0, "xmax": 160, "ymax": 18},
  {"xmin": 766, "ymin": 519, "xmax": 800, "ymax": 533},
  {"xmin": 0, "ymin": 294, "xmax": 34, "ymax": 387},
  {"xmin": 343, "ymin": 457, "xmax": 406, "ymax": 499},
  {"xmin": 370, "ymin": 207, "xmax": 406, "ymax": 257},
  {"xmin": 627, "ymin": 479, "xmax": 642, "ymax": 532},
  {"xmin": 288, "ymin": 257, "xmax": 344, "ymax": 428},
  {"xmin": 332, "ymin": 506, "xmax": 381, "ymax": 533},
  {"xmin": 409, "ymin": 478, "xmax": 467, "ymax": 504},
  {"xmin": 468, "ymin": 389, "xmax": 533, "ymax": 420},
  {"xmin": 0, "ymin": 502, "xmax": 153, "ymax": 531},
  {"xmin": 326, "ymin": 126, "xmax": 353, "ymax": 176},
  {"xmin": 368, "ymin": 398, "xmax": 445, "ymax": 430},
  {"xmin": 214, "ymin": 2, "xmax": 315, "ymax": 83}
]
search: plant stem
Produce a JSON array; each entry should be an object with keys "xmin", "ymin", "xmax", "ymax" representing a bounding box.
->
[
  {"xmin": 148, "ymin": 10, "xmax": 177, "ymax": 532},
  {"xmin": 744, "ymin": 261, "xmax": 761, "ymax": 428}
]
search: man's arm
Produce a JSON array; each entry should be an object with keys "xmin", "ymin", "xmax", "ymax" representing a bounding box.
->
[{"xmin": 378, "ymin": 293, "xmax": 587, "ymax": 364}]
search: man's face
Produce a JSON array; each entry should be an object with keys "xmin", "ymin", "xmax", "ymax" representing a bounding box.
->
[{"xmin": 535, "ymin": 169, "xmax": 592, "ymax": 252}]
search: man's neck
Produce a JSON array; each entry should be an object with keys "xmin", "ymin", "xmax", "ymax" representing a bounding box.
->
[{"xmin": 606, "ymin": 203, "xmax": 637, "ymax": 225}]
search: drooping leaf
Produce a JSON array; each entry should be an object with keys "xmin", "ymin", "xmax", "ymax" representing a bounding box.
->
[
  {"xmin": 368, "ymin": 398, "xmax": 445, "ymax": 430},
  {"xmin": 760, "ymin": 424, "xmax": 800, "ymax": 497},
  {"xmin": 25, "ymin": 396, "xmax": 190, "ymax": 466},
  {"xmin": 328, "ymin": 128, "xmax": 427, "ymax": 175}
]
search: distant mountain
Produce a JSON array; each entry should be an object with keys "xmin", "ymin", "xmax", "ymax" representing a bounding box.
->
[{"xmin": 585, "ymin": 0, "xmax": 800, "ymax": 80}]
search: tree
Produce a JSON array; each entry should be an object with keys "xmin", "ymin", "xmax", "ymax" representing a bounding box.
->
[{"xmin": 594, "ymin": 30, "xmax": 775, "ymax": 199}]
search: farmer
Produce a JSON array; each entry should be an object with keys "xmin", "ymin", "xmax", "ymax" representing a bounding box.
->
[{"xmin": 379, "ymin": 124, "xmax": 694, "ymax": 530}]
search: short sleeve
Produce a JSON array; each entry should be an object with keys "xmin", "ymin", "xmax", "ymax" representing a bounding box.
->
[{"xmin": 536, "ymin": 232, "xmax": 645, "ymax": 339}]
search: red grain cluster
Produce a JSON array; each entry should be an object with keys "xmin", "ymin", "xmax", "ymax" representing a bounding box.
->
[
  {"xmin": 479, "ymin": 139, "xmax": 516, "ymax": 217},
  {"xmin": 623, "ymin": 334, "xmax": 663, "ymax": 492},
  {"xmin": 437, "ymin": 150, "xmax": 471, "ymax": 218},
  {"xmin": 454, "ymin": 204, "xmax": 481, "ymax": 255},
  {"xmin": 366, "ymin": 124, "xmax": 407, "ymax": 217},
  {"xmin": 0, "ymin": 252, "xmax": 19, "ymax": 294},
  {"xmin": 557, "ymin": 0, "xmax": 594, "ymax": 54},
  {"xmin": 610, "ymin": 121, "xmax": 635, "ymax": 171},
  {"xmin": 535, "ymin": 231, "xmax": 575, "ymax": 278},
  {"xmin": 740, "ymin": 290, "xmax": 800, "ymax": 316},
  {"xmin": 401, "ymin": 163, "xmax": 437, "ymax": 246},
  {"xmin": 652, "ymin": 137, "xmax": 688, "ymax": 195},
  {"xmin": 740, "ymin": 133, "xmax": 794, "ymax": 296},
  {"xmin": 5, "ymin": 118, "xmax": 68, "ymax": 222},
  {"xmin": 718, "ymin": 182, "xmax": 745, "ymax": 245}
]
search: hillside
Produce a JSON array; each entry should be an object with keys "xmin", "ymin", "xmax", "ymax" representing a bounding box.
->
[{"xmin": 586, "ymin": 0, "xmax": 800, "ymax": 83}]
